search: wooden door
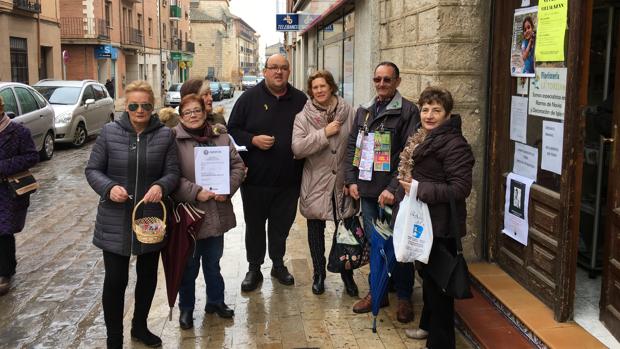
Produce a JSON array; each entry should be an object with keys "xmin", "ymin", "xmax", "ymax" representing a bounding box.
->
[
  {"xmin": 599, "ymin": 18, "xmax": 620, "ymax": 341},
  {"xmin": 486, "ymin": 0, "xmax": 591, "ymax": 321}
]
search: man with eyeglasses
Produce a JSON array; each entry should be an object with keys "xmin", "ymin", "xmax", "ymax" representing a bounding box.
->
[
  {"xmin": 228, "ymin": 54, "xmax": 307, "ymax": 292},
  {"xmin": 344, "ymin": 61, "xmax": 420, "ymax": 323}
]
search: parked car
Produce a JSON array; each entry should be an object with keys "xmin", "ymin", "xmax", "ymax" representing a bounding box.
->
[
  {"xmin": 0, "ymin": 82, "xmax": 56, "ymax": 160},
  {"xmin": 210, "ymin": 82, "xmax": 223, "ymax": 101},
  {"xmin": 164, "ymin": 83, "xmax": 182, "ymax": 107},
  {"xmin": 220, "ymin": 82, "xmax": 234, "ymax": 98},
  {"xmin": 34, "ymin": 80, "xmax": 114, "ymax": 147},
  {"xmin": 242, "ymin": 75, "xmax": 258, "ymax": 91}
]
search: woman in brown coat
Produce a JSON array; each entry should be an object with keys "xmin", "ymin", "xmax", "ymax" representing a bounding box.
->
[
  {"xmin": 396, "ymin": 87, "xmax": 474, "ymax": 349},
  {"xmin": 173, "ymin": 94, "xmax": 245, "ymax": 330},
  {"xmin": 291, "ymin": 70, "xmax": 358, "ymax": 296}
]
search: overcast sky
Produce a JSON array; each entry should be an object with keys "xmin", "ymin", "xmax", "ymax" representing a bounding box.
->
[{"xmin": 229, "ymin": 0, "xmax": 285, "ymax": 61}]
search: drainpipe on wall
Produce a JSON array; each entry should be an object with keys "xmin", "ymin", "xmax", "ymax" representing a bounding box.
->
[
  {"xmin": 158, "ymin": 0, "xmax": 163, "ymax": 97},
  {"xmin": 36, "ymin": 1, "xmax": 41, "ymax": 82},
  {"xmin": 142, "ymin": 0, "xmax": 147, "ymax": 81}
]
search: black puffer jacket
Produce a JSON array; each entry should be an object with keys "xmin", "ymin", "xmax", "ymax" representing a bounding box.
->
[
  {"xmin": 85, "ymin": 113, "xmax": 180, "ymax": 256},
  {"xmin": 344, "ymin": 92, "xmax": 420, "ymax": 198},
  {"xmin": 393, "ymin": 115, "xmax": 474, "ymax": 237}
]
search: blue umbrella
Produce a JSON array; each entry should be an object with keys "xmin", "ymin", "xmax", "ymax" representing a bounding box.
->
[{"xmin": 370, "ymin": 207, "xmax": 396, "ymax": 333}]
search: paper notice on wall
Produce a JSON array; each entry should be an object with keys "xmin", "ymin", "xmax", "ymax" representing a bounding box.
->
[
  {"xmin": 536, "ymin": 0, "xmax": 568, "ymax": 62},
  {"xmin": 521, "ymin": 0, "xmax": 531, "ymax": 6},
  {"xmin": 503, "ymin": 172, "xmax": 535, "ymax": 246},
  {"xmin": 517, "ymin": 77, "xmax": 529, "ymax": 95},
  {"xmin": 510, "ymin": 96, "xmax": 528, "ymax": 143},
  {"xmin": 541, "ymin": 120, "xmax": 564, "ymax": 174},
  {"xmin": 513, "ymin": 142, "xmax": 538, "ymax": 181},
  {"xmin": 528, "ymin": 67, "xmax": 567, "ymax": 120}
]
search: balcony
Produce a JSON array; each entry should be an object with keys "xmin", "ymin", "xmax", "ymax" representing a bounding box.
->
[
  {"xmin": 61, "ymin": 18, "xmax": 110, "ymax": 40},
  {"xmin": 13, "ymin": 0, "xmax": 41, "ymax": 13},
  {"xmin": 185, "ymin": 41, "xmax": 194, "ymax": 53},
  {"xmin": 122, "ymin": 26, "xmax": 143, "ymax": 46},
  {"xmin": 170, "ymin": 5, "xmax": 181, "ymax": 20}
]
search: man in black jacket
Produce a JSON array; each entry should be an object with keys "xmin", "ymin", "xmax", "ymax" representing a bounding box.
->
[
  {"xmin": 344, "ymin": 62, "xmax": 420, "ymax": 322},
  {"xmin": 228, "ymin": 54, "xmax": 307, "ymax": 292}
]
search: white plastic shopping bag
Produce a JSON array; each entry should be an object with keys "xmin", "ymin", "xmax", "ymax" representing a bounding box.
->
[{"xmin": 393, "ymin": 180, "xmax": 433, "ymax": 264}]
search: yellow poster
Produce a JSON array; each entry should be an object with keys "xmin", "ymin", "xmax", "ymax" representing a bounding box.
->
[{"xmin": 536, "ymin": 0, "xmax": 568, "ymax": 62}]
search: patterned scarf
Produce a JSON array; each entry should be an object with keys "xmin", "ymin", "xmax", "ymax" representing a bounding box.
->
[
  {"xmin": 397, "ymin": 128, "xmax": 428, "ymax": 182},
  {"xmin": 181, "ymin": 121, "xmax": 214, "ymax": 145},
  {"xmin": 311, "ymin": 96, "xmax": 339, "ymax": 125},
  {"xmin": 0, "ymin": 113, "xmax": 10, "ymax": 134}
]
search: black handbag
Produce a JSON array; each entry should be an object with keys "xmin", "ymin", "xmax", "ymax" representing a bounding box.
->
[
  {"xmin": 425, "ymin": 197, "xmax": 473, "ymax": 299},
  {"xmin": 5, "ymin": 171, "xmax": 39, "ymax": 198},
  {"xmin": 327, "ymin": 203, "xmax": 370, "ymax": 273}
]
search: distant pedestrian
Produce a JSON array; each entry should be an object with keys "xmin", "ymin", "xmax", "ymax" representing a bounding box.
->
[
  {"xmin": 173, "ymin": 94, "xmax": 245, "ymax": 330},
  {"xmin": 291, "ymin": 70, "xmax": 358, "ymax": 296},
  {"xmin": 105, "ymin": 78, "xmax": 115, "ymax": 99},
  {"xmin": 343, "ymin": 62, "xmax": 420, "ymax": 323},
  {"xmin": 0, "ymin": 95, "xmax": 39, "ymax": 296},
  {"xmin": 228, "ymin": 54, "xmax": 307, "ymax": 292},
  {"xmin": 85, "ymin": 80, "xmax": 179, "ymax": 349}
]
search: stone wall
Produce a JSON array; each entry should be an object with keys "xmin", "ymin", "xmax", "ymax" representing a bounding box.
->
[
  {"xmin": 379, "ymin": 0, "xmax": 491, "ymax": 259},
  {"xmin": 192, "ymin": 21, "xmax": 224, "ymax": 80}
]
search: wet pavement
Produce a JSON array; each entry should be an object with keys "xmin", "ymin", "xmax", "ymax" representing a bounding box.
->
[{"xmin": 0, "ymin": 92, "xmax": 473, "ymax": 348}]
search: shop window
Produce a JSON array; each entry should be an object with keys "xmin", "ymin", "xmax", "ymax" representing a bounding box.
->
[{"xmin": 10, "ymin": 37, "xmax": 28, "ymax": 84}]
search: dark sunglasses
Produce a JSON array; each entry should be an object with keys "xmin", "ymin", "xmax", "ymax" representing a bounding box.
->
[
  {"xmin": 127, "ymin": 103, "xmax": 154, "ymax": 112},
  {"xmin": 373, "ymin": 76, "xmax": 393, "ymax": 84}
]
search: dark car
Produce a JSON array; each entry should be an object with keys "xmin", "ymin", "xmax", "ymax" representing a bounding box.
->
[
  {"xmin": 210, "ymin": 82, "xmax": 223, "ymax": 101},
  {"xmin": 220, "ymin": 82, "xmax": 234, "ymax": 99}
]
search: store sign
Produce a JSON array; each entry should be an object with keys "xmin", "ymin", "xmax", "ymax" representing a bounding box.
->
[
  {"xmin": 528, "ymin": 67, "xmax": 567, "ymax": 120},
  {"xmin": 95, "ymin": 45, "xmax": 117, "ymax": 59},
  {"xmin": 171, "ymin": 52, "xmax": 182, "ymax": 61},
  {"xmin": 276, "ymin": 14, "xmax": 299, "ymax": 31}
]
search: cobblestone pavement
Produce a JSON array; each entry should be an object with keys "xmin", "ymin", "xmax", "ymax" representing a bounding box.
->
[{"xmin": 0, "ymin": 92, "xmax": 473, "ymax": 349}]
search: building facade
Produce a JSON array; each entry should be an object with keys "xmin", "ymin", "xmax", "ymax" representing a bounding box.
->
[
  {"xmin": 0, "ymin": 0, "xmax": 62, "ymax": 84},
  {"xmin": 59, "ymin": 0, "xmax": 194, "ymax": 104},
  {"xmin": 265, "ymin": 41, "xmax": 285, "ymax": 60},
  {"xmin": 190, "ymin": 0, "xmax": 259, "ymax": 84}
]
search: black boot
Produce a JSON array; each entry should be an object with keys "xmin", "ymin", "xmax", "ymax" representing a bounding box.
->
[
  {"xmin": 312, "ymin": 273, "xmax": 325, "ymax": 295},
  {"xmin": 341, "ymin": 270, "xmax": 358, "ymax": 297},
  {"xmin": 131, "ymin": 327, "xmax": 162, "ymax": 347},
  {"xmin": 106, "ymin": 335, "xmax": 123, "ymax": 349},
  {"xmin": 179, "ymin": 309, "xmax": 193, "ymax": 330}
]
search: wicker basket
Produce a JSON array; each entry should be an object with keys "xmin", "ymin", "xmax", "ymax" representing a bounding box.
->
[{"xmin": 132, "ymin": 199, "xmax": 167, "ymax": 244}]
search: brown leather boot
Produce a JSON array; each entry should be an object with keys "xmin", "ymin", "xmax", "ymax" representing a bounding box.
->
[
  {"xmin": 397, "ymin": 299, "xmax": 414, "ymax": 323},
  {"xmin": 352, "ymin": 292, "xmax": 389, "ymax": 313}
]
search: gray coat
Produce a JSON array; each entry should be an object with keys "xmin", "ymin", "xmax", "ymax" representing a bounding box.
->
[{"xmin": 85, "ymin": 113, "xmax": 180, "ymax": 256}]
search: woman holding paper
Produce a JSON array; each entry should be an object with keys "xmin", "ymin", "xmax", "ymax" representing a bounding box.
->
[
  {"xmin": 395, "ymin": 87, "xmax": 474, "ymax": 349},
  {"xmin": 173, "ymin": 94, "xmax": 245, "ymax": 330},
  {"xmin": 291, "ymin": 70, "xmax": 358, "ymax": 296}
]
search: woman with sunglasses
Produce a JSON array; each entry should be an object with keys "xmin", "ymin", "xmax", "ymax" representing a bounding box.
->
[
  {"xmin": 86, "ymin": 80, "xmax": 180, "ymax": 349},
  {"xmin": 173, "ymin": 94, "xmax": 245, "ymax": 330}
]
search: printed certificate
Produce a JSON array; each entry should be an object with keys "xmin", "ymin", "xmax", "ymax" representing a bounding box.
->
[{"xmin": 194, "ymin": 146, "xmax": 230, "ymax": 195}]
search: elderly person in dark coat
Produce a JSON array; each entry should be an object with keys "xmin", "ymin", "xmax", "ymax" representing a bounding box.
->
[
  {"xmin": 0, "ymin": 95, "xmax": 39, "ymax": 296},
  {"xmin": 396, "ymin": 87, "xmax": 475, "ymax": 349},
  {"xmin": 85, "ymin": 81, "xmax": 179, "ymax": 349}
]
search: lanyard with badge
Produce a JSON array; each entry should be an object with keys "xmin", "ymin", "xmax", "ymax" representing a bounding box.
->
[{"xmin": 352, "ymin": 112, "xmax": 391, "ymax": 181}]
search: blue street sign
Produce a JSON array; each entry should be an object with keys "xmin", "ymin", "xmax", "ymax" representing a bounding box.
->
[
  {"xmin": 95, "ymin": 45, "xmax": 117, "ymax": 59},
  {"xmin": 276, "ymin": 14, "xmax": 299, "ymax": 32}
]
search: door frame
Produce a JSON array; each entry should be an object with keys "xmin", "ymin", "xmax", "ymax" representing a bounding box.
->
[{"xmin": 485, "ymin": 0, "xmax": 592, "ymax": 321}]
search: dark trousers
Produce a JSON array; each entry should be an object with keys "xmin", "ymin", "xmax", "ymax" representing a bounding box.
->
[
  {"xmin": 179, "ymin": 236, "xmax": 225, "ymax": 310},
  {"xmin": 241, "ymin": 184, "xmax": 299, "ymax": 271},
  {"xmin": 102, "ymin": 250, "xmax": 159, "ymax": 340},
  {"xmin": 360, "ymin": 197, "xmax": 415, "ymax": 300},
  {"xmin": 419, "ymin": 238, "xmax": 456, "ymax": 349},
  {"xmin": 0, "ymin": 235, "xmax": 16, "ymax": 277}
]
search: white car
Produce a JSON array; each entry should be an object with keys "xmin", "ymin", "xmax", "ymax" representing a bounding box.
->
[
  {"xmin": 165, "ymin": 84, "xmax": 182, "ymax": 107},
  {"xmin": 34, "ymin": 80, "xmax": 115, "ymax": 147},
  {"xmin": 0, "ymin": 82, "xmax": 56, "ymax": 160}
]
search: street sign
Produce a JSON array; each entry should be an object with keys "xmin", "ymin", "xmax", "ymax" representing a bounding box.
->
[{"xmin": 62, "ymin": 50, "xmax": 70, "ymax": 63}]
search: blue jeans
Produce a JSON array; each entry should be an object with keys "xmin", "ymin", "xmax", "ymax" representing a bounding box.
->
[
  {"xmin": 361, "ymin": 197, "xmax": 415, "ymax": 300},
  {"xmin": 178, "ymin": 235, "xmax": 225, "ymax": 311}
]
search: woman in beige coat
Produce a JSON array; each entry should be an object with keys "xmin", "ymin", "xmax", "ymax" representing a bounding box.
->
[
  {"xmin": 173, "ymin": 94, "xmax": 245, "ymax": 330},
  {"xmin": 292, "ymin": 70, "xmax": 358, "ymax": 296}
]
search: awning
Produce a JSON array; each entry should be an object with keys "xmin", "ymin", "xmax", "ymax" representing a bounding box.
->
[{"xmin": 299, "ymin": 0, "xmax": 348, "ymax": 35}]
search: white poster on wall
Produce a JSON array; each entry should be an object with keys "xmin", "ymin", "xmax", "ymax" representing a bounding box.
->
[
  {"xmin": 528, "ymin": 67, "xmax": 567, "ymax": 120},
  {"xmin": 513, "ymin": 142, "xmax": 539, "ymax": 181},
  {"xmin": 503, "ymin": 172, "xmax": 535, "ymax": 246},
  {"xmin": 510, "ymin": 96, "xmax": 528, "ymax": 143},
  {"xmin": 541, "ymin": 120, "xmax": 564, "ymax": 174}
]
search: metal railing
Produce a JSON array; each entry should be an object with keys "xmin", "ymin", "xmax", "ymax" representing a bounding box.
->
[
  {"xmin": 13, "ymin": 0, "xmax": 41, "ymax": 13},
  {"xmin": 61, "ymin": 18, "xmax": 110, "ymax": 39},
  {"xmin": 122, "ymin": 26, "xmax": 143, "ymax": 46}
]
